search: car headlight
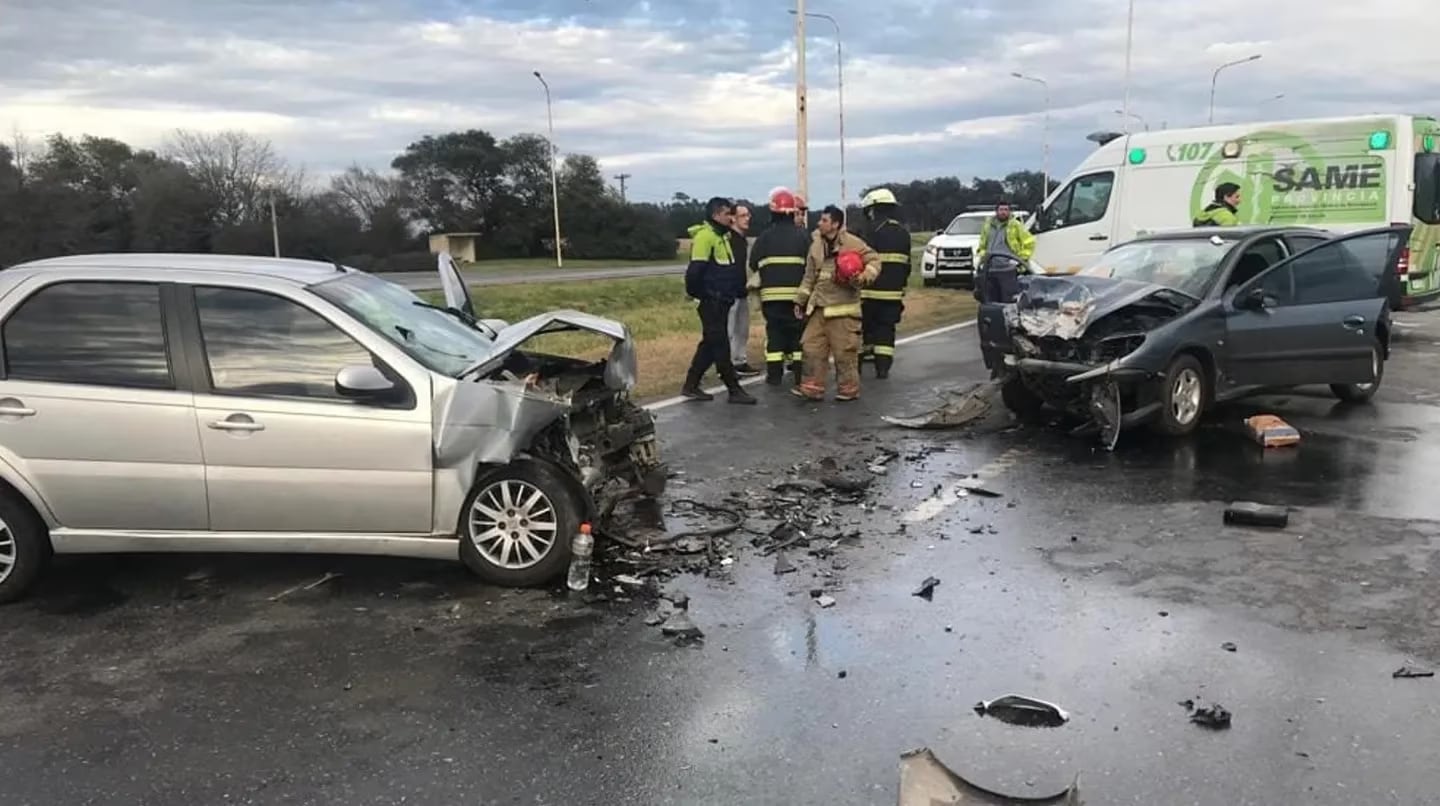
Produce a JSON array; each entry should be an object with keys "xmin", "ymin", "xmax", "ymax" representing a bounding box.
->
[{"xmin": 924, "ymin": 245, "xmax": 938, "ymax": 257}]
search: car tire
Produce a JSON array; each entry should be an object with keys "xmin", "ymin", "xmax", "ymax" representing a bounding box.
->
[
  {"xmin": 1000, "ymin": 375, "xmax": 1045, "ymax": 422},
  {"xmin": 0, "ymin": 490, "xmax": 50, "ymax": 605},
  {"xmin": 459, "ymin": 459, "xmax": 583, "ymax": 588},
  {"xmin": 1153, "ymin": 354, "xmax": 1207, "ymax": 437},
  {"xmin": 1331, "ymin": 342, "xmax": 1384, "ymax": 403}
]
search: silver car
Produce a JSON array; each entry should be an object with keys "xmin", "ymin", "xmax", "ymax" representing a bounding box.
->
[{"xmin": 0, "ymin": 253, "xmax": 666, "ymax": 602}]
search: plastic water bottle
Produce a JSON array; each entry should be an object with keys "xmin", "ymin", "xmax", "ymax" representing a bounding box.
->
[{"xmin": 566, "ymin": 523, "xmax": 594, "ymax": 592}]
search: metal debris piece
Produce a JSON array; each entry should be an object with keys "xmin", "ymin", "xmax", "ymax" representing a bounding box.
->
[
  {"xmin": 661, "ymin": 611, "xmax": 704, "ymax": 644},
  {"xmin": 1393, "ymin": 665, "xmax": 1435, "ymax": 679},
  {"xmin": 821, "ymin": 473, "xmax": 872, "ymax": 493},
  {"xmin": 772, "ymin": 478, "xmax": 827, "ymax": 495},
  {"xmin": 912, "ymin": 576, "xmax": 941, "ymax": 601},
  {"xmin": 1224, "ymin": 501, "xmax": 1289, "ymax": 528},
  {"xmin": 614, "ymin": 574, "xmax": 645, "ymax": 587},
  {"xmin": 644, "ymin": 612, "xmax": 667, "ymax": 627},
  {"xmin": 1188, "ymin": 703, "xmax": 1232, "ymax": 729},
  {"xmin": 1088, "ymin": 380, "xmax": 1122, "ymax": 451},
  {"xmin": 268, "ymin": 571, "xmax": 342, "ymax": 602},
  {"xmin": 974, "ymin": 695, "xmax": 1070, "ymax": 728},
  {"xmin": 773, "ymin": 551, "xmax": 797, "ymax": 576},
  {"xmin": 897, "ymin": 747, "xmax": 1079, "ymax": 805},
  {"xmin": 1221, "ymin": 642, "xmax": 1238, "ymax": 652},
  {"xmin": 816, "ymin": 595, "xmax": 837, "ymax": 608},
  {"xmin": 882, "ymin": 380, "xmax": 1000, "ymax": 430},
  {"xmin": 957, "ymin": 484, "xmax": 1002, "ymax": 498}
]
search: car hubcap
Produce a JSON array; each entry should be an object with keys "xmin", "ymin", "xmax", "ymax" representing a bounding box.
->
[
  {"xmin": 1171, "ymin": 368, "xmax": 1202, "ymax": 425},
  {"xmin": 468, "ymin": 480, "xmax": 559, "ymax": 570},
  {"xmin": 0, "ymin": 518, "xmax": 14, "ymax": 585}
]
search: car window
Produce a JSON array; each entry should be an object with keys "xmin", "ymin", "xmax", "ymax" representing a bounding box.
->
[
  {"xmin": 1224, "ymin": 238, "xmax": 1287, "ymax": 291},
  {"xmin": 944, "ymin": 216, "xmax": 985, "ymax": 235},
  {"xmin": 1040, "ymin": 172, "xmax": 1114, "ymax": 231},
  {"xmin": 195, "ymin": 287, "xmax": 374, "ymax": 400},
  {"xmin": 2, "ymin": 281, "xmax": 172, "ymax": 389},
  {"xmin": 1251, "ymin": 232, "xmax": 1393, "ymax": 307},
  {"xmin": 1415, "ymin": 152, "xmax": 1440, "ymax": 225},
  {"xmin": 1080, "ymin": 237, "xmax": 1232, "ymax": 297},
  {"xmin": 1286, "ymin": 233, "xmax": 1330, "ymax": 254}
]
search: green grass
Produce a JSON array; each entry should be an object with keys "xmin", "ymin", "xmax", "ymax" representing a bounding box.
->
[
  {"xmin": 426, "ymin": 271, "xmax": 977, "ymax": 400},
  {"xmin": 462, "ymin": 251, "xmax": 685, "ymax": 273}
]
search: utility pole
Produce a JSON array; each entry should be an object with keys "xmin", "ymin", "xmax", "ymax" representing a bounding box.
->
[
  {"xmin": 790, "ymin": 10, "xmax": 844, "ymax": 203},
  {"xmin": 1121, "ymin": 0, "xmax": 1134, "ymax": 132},
  {"xmin": 269, "ymin": 191, "xmax": 280, "ymax": 257},
  {"xmin": 1011, "ymin": 73, "xmax": 1050, "ymax": 201},
  {"xmin": 1209, "ymin": 54, "xmax": 1262, "ymax": 124},
  {"xmin": 533, "ymin": 70, "xmax": 564, "ymax": 268},
  {"xmin": 613, "ymin": 173, "xmax": 631, "ymax": 202},
  {"xmin": 794, "ymin": 0, "xmax": 809, "ymax": 201}
]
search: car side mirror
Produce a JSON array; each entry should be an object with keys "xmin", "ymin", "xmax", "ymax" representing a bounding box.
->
[
  {"xmin": 1236, "ymin": 286, "xmax": 1268, "ymax": 311},
  {"xmin": 934, "ymin": 229, "xmax": 944, "ymax": 236},
  {"xmin": 335, "ymin": 364, "xmax": 399, "ymax": 402}
]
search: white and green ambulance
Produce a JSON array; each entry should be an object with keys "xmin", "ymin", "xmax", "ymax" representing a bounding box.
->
[{"xmin": 1029, "ymin": 114, "xmax": 1440, "ymax": 308}]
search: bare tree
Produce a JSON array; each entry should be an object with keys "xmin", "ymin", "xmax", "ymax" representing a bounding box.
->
[
  {"xmin": 330, "ymin": 164, "xmax": 406, "ymax": 223},
  {"xmin": 166, "ymin": 130, "xmax": 298, "ymax": 225}
]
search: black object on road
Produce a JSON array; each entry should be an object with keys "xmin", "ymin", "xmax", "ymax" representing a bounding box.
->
[
  {"xmin": 1393, "ymin": 665, "xmax": 1435, "ymax": 679},
  {"xmin": 1223, "ymin": 502, "xmax": 1289, "ymax": 528},
  {"xmin": 974, "ymin": 695, "xmax": 1069, "ymax": 728},
  {"xmin": 1189, "ymin": 703, "xmax": 1232, "ymax": 729},
  {"xmin": 912, "ymin": 576, "xmax": 941, "ymax": 601},
  {"xmin": 1221, "ymin": 642, "xmax": 1238, "ymax": 652},
  {"xmin": 773, "ymin": 551, "xmax": 797, "ymax": 575}
]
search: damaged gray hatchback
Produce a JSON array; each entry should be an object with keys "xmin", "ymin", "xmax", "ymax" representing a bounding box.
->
[
  {"xmin": 981, "ymin": 225, "xmax": 1410, "ymax": 446},
  {"xmin": 0, "ymin": 253, "xmax": 664, "ymax": 601}
]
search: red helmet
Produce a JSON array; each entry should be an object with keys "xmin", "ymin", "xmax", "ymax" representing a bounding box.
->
[
  {"xmin": 834, "ymin": 250, "xmax": 864, "ymax": 284},
  {"xmin": 769, "ymin": 188, "xmax": 797, "ymax": 213}
]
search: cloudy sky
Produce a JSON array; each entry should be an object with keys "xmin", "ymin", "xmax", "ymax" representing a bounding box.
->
[{"xmin": 1, "ymin": 0, "xmax": 1435, "ymax": 204}]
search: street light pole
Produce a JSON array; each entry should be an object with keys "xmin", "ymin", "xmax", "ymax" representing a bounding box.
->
[
  {"xmin": 1121, "ymin": 0, "xmax": 1134, "ymax": 130},
  {"xmin": 533, "ymin": 70, "xmax": 563, "ymax": 268},
  {"xmin": 1011, "ymin": 72, "xmax": 1050, "ymax": 201},
  {"xmin": 1208, "ymin": 54, "xmax": 1262, "ymax": 124},
  {"xmin": 793, "ymin": 0, "xmax": 808, "ymax": 201},
  {"xmin": 268, "ymin": 190, "xmax": 280, "ymax": 258},
  {"xmin": 1114, "ymin": 109, "xmax": 1148, "ymax": 131},
  {"xmin": 790, "ymin": 10, "xmax": 844, "ymax": 204}
]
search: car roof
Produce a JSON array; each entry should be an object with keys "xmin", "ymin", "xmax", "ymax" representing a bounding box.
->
[
  {"xmin": 1125, "ymin": 226, "xmax": 1326, "ymax": 244},
  {"xmin": 1, "ymin": 253, "xmax": 358, "ymax": 285}
]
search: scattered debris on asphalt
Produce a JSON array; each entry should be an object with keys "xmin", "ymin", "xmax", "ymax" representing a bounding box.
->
[
  {"xmin": 1393, "ymin": 665, "xmax": 1435, "ymax": 679},
  {"xmin": 974, "ymin": 695, "xmax": 1070, "ymax": 728},
  {"xmin": 268, "ymin": 571, "xmax": 341, "ymax": 602},
  {"xmin": 816, "ymin": 594, "xmax": 837, "ymax": 608},
  {"xmin": 1224, "ymin": 501, "xmax": 1290, "ymax": 528},
  {"xmin": 660, "ymin": 610, "xmax": 704, "ymax": 646},
  {"xmin": 1245, "ymin": 414, "xmax": 1301, "ymax": 448},
  {"xmin": 1221, "ymin": 642, "xmax": 1238, "ymax": 652},
  {"xmin": 898, "ymin": 747, "xmax": 1080, "ymax": 805},
  {"xmin": 773, "ymin": 551, "xmax": 797, "ymax": 576},
  {"xmin": 1181, "ymin": 699, "xmax": 1232, "ymax": 729},
  {"xmin": 912, "ymin": 576, "xmax": 941, "ymax": 601},
  {"xmin": 837, "ymin": 670, "xmax": 848, "ymax": 679},
  {"xmin": 957, "ymin": 483, "xmax": 1002, "ymax": 498},
  {"xmin": 882, "ymin": 380, "xmax": 1000, "ymax": 430}
]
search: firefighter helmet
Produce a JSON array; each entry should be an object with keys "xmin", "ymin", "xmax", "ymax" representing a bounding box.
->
[
  {"xmin": 768, "ymin": 188, "xmax": 797, "ymax": 213},
  {"xmin": 861, "ymin": 188, "xmax": 898, "ymax": 208},
  {"xmin": 834, "ymin": 250, "xmax": 865, "ymax": 285}
]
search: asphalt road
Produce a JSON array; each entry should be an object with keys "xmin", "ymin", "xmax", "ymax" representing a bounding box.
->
[
  {"xmin": 5, "ymin": 311, "xmax": 1440, "ymax": 804},
  {"xmin": 386, "ymin": 263, "xmax": 683, "ymax": 291}
]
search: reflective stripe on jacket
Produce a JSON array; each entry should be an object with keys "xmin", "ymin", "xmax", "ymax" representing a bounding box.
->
[
  {"xmin": 975, "ymin": 216, "xmax": 1036, "ymax": 266},
  {"xmin": 796, "ymin": 230, "xmax": 880, "ymax": 319},
  {"xmin": 861, "ymin": 219, "xmax": 912, "ymax": 301},
  {"xmin": 749, "ymin": 222, "xmax": 812, "ymax": 303}
]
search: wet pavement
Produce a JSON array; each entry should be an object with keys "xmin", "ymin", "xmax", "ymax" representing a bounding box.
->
[{"xmin": 5, "ymin": 312, "xmax": 1440, "ymax": 805}]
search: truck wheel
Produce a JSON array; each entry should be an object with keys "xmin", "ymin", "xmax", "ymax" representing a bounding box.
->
[
  {"xmin": 459, "ymin": 459, "xmax": 583, "ymax": 588},
  {"xmin": 0, "ymin": 490, "xmax": 50, "ymax": 604},
  {"xmin": 1331, "ymin": 342, "xmax": 1384, "ymax": 403},
  {"xmin": 1153, "ymin": 354, "xmax": 1206, "ymax": 436},
  {"xmin": 1000, "ymin": 376, "xmax": 1045, "ymax": 422}
]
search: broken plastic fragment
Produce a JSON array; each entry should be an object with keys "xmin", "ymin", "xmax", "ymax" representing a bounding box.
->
[
  {"xmin": 1188, "ymin": 703, "xmax": 1232, "ymax": 729},
  {"xmin": 882, "ymin": 380, "xmax": 1000, "ymax": 430},
  {"xmin": 897, "ymin": 747, "xmax": 1079, "ymax": 805},
  {"xmin": 1393, "ymin": 665, "xmax": 1435, "ymax": 679},
  {"xmin": 974, "ymin": 695, "xmax": 1070, "ymax": 728},
  {"xmin": 912, "ymin": 576, "xmax": 941, "ymax": 601},
  {"xmin": 1224, "ymin": 501, "xmax": 1289, "ymax": 528},
  {"xmin": 773, "ymin": 551, "xmax": 797, "ymax": 576},
  {"xmin": 816, "ymin": 595, "xmax": 837, "ymax": 608}
]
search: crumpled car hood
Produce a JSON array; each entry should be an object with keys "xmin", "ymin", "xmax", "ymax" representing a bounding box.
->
[
  {"xmin": 1016, "ymin": 275, "xmax": 1192, "ymax": 339},
  {"xmin": 459, "ymin": 310, "xmax": 636, "ymax": 387}
]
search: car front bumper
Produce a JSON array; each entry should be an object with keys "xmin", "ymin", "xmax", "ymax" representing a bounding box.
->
[{"xmin": 921, "ymin": 252, "xmax": 978, "ymax": 286}]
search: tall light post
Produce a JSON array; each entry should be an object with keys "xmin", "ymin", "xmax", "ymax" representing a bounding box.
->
[
  {"xmin": 793, "ymin": 1, "xmax": 808, "ymax": 201},
  {"xmin": 1208, "ymin": 53, "xmax": 1262, "ymax": 124},
  {"xmin": 789, "ymin": 9, "xmax": 844, "ymax": 204},
  {"xmin": 1121, "ymin": 0, "xmax": 1134, "ymax": 129},
  {"xmin": 532, "ymin": 70, "xmax": 563, "ymax": 268},
  {"xmin": 1114, "ymin": 109, "xmax": 1148, "ymax": 131},
  {"xmin": 1011, "ymin": 72, "xmax": 1050, "ymax": 200}
]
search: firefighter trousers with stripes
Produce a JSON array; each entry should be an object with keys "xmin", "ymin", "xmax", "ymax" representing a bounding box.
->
[
  {"xmin": 861, "ymin": 299, "xmax": 904, "ymax": 366},
  {"xmin": 761, "ymin": 301, "xmax": 804, "ymax": 381}
]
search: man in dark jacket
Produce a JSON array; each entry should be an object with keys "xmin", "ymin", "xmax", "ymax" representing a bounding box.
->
[{"xmin": 682, "ymin": 196, "xmax": 757, "ymax": 404}]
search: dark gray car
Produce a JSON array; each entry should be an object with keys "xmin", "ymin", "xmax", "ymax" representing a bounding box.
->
[{"xmin": 982, "ymin": 225, "xmax": 1411, "ymax": 446}]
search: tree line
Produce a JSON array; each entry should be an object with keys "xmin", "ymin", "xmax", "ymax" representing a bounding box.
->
[{"xmin": 0, "ymin": 127, "xmax": 1057, "ymax": 270}]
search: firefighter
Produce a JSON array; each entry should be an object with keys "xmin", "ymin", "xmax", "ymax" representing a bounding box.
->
[
  {"xmin": 858, "ymin": 188, "xmax": 911, "ymax": 379},
  {"xmin": 792, "ymin": 205, "xmax": 881, "ymax": 402},
  {"xmin": 749, "ymin": 188, "xmax": 811, "ymax": 385}
]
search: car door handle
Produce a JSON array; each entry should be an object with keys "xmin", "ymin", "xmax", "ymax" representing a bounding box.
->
[
  {"xmin": 1088, "ymin": 234, "xmax": 1109, "ymax": 241},
  {"xmin": 208, "ymin": 420, "xmax": 265, "ymax": 432},
  {"xmin": 1342, "ymin": 315, "xmax": 1366, "ymax": 329},
  {"xmin": 0, "ymin": 404, "xmax": 36, "ymax": 417}
]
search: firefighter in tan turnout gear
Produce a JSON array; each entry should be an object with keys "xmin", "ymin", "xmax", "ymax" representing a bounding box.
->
[
  {"xmin": 749, "ymin": 188, "xmax": 811, "ymax": 385},
  {"xmin": 792, "ymin": 205, "xmax": 881, "ymax": 402},
  {"xmin": 857, "ymin": 188, "xmax": 911, "ymax": 379}
]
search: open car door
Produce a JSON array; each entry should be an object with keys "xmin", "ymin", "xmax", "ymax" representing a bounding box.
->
[
  {"xmin": 1222, "ymin": 225, "xmax": 1410, "ymax": 389},
  {"xmin": 437, "ymin": 253, "xmax": 476, "ymax": 318}
]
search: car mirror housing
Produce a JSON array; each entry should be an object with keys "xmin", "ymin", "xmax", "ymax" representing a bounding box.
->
[
  {"xmin": 335, "ymin": 364, "xmax": 398, "ymax": 401},
  {"xmin": 1236, "ymin": 285, "xmax": 1268, "ymax": 310}
]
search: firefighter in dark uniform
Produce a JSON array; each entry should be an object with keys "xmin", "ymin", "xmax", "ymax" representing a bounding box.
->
[
  {"xmin": 749, "ymin": 188, "xmax": 811, "ymax": 386},
  {"xmin": 858, "ymin": 188, "xmax": 911, "ymax": 379}
]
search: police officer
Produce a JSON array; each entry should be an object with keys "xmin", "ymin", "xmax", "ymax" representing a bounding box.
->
[
  {"xmin": 748, "ymin": 188, "xmax": 811, "ymax": 386},
  {"xmin": 858, "ymin": 188, "xmax": 911, "ymax": 379}
]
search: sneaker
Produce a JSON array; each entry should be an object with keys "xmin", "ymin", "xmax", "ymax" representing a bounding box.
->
[
  {"xmin": 728, "ymin": 388, "xmax": 758, "ymax": 405},
  {"xmin": 835, "ymin": 391, "xmax": 859, "ymax": 402},
  {"xmin": 681, "ymin": 386, "xmax": 714, "ymax": 402},
  {"xmin": 734, "ymin": 363, "xmax": 762, "ymax": 377},
  {"xmin": 790, "ymin": 387, "xmax": 822, "ymax": 402}
]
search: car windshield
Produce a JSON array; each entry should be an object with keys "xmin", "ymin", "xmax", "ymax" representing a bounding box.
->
[
  {"xmin": 310, "ymin": 273, "xmax": 497, "ymax": 377},
  {"xmin": 1079, "ymin": 237, "xmax": 1237, "ymax": 297},
  {"xmin": 945, "ymin": 216, "xmax": 985, "ymax": 235}
]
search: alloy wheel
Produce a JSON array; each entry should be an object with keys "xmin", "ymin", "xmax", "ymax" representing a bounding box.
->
[
  {"xmin": 1170, "ymin": 368, "xmax": 1203, "ymax": 426},
  {"xmin": 467, "ymin": 479, "xmax": 560, "ymax": 570},
  {"xmin": 0, "ymin": 518, "xmax": 14, "ymax": 586}
]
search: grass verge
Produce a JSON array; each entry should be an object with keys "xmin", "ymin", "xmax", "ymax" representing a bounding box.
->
[
  {"xmin": 463, "ymin": 252, "xmax": 684, "ymax": 273},
  {"xmin": 427, "ymin": 273, "xmax": 977, "ymax": 401}
]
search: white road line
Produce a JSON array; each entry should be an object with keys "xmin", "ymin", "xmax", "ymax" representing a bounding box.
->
[
  {"xmin": 647, "ymin": 318, "xmax": 977, "ymax": 412},
  {"xmin": 902, "ymin": 446, "xmax": 1023, "ymax": 524}
]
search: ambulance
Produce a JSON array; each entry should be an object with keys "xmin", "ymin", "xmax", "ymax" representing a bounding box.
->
[{"xmin": 1028, "ymin": 114, "xmax": 1440, "ymax": 308}]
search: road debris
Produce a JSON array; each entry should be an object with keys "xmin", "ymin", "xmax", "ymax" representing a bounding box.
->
[
  {"xmin": 1245, "ymin": 414, "xmax": 1301, "ymax": 448},
  {"xmin": 773, "ymin": 551, "xmax": 797, "ymax": 576},
  {"xmin": 268, "ymin": 571, "xmax": 341, "ymax": 602},
  {"xmin": 897, "ymin": 747, "xmax": 1079, "ymax": 805},
  {"xmin": 957, "ymin": 483, "xmax": 1002, "ymax": 498},
  {"xmin": 912, "ymin": 576, "xmax": 941, "ymax": 601},
  {"xmin": 1181, "ymin": 699, "xmax": 1232, "ymax": 729},
  {"xmin": 974, "ymin": 695, "xmax": 1069, "ymax": 728},
  {"xmin": 660, "ymin": 611, "xmax": 705, "ymax": 646},
  {"xmin": 1224, "ymin": 501, "xmax": 1289, "ymax": 528},
  {"xmin": 1393, "ymin": 665, "xmax": 1435, "ymax": 679},
  {"xmin": 816, "ymin": 594, "xmax": 837, "ymax": 608},
  {"xmin": 1221, "ymin": 642, "xmax": 1238, "ymax": 652},
  {"xmin": 882, "ymin": 379, "xmax": 1000, "ymax": 430}
]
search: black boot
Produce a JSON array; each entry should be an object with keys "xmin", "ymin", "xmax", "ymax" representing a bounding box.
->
[
  {"xmin": 789, "ymin": 361, "xmax": 803, "ymax": 386},
  {"xmin": 765, "ymin": 363, "xmax": 784, "ymax": 386},
  {"xmin": 728, "ymin": 386, "xmax": 757, "ymax": 405},
  {"xmin": 681, "ymin": 370, "xmax": 713, "ymax": 401},
  {"xmin": 875, "ymin": 356, "xmax": 893, "ymax": 380}
]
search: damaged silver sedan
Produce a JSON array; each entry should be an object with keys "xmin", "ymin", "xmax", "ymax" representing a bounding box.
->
[
  {"xmin": 0, "ymin": 253, "xmax": 664, "ymax": 601},
  {"xmin": 980, "ymin": 225, "xmax": 1410, "ymax": 447}
]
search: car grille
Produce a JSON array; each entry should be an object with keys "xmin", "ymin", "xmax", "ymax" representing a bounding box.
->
[{"xmin": 941, "ymin": 247, "xmax": 971, "ymax": 259}]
